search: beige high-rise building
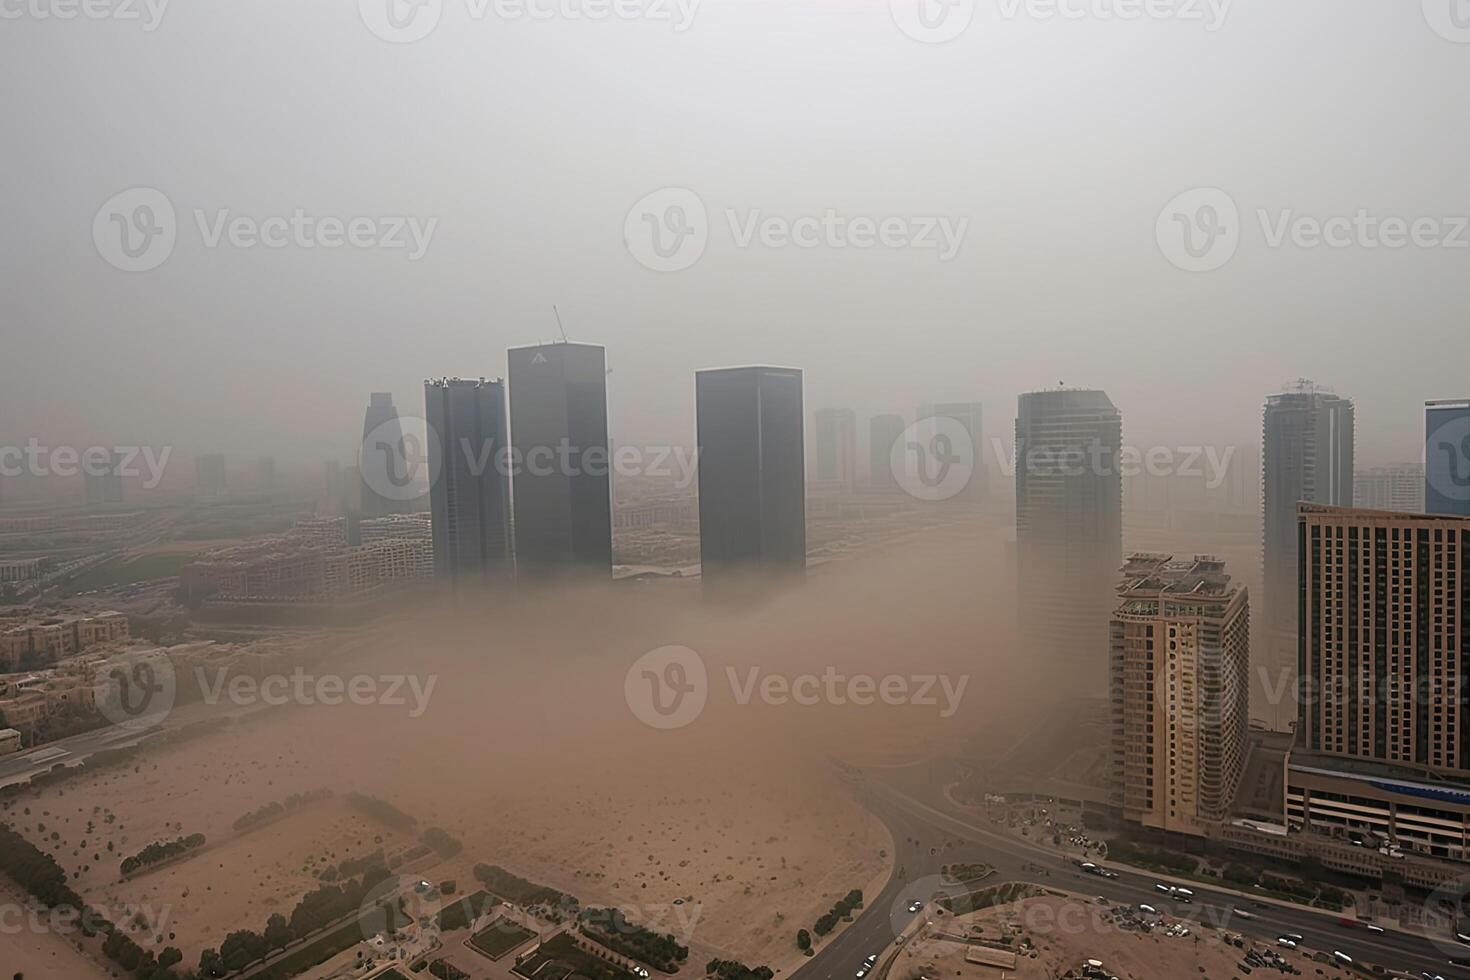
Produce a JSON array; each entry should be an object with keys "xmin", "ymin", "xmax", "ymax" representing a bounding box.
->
[{"xmin": 1110, "ymin": 554, "xmax": 1250, "ymax": 837}]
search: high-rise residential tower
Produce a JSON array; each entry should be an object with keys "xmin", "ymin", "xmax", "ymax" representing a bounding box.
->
[
  {"xmin": 1109, "ymin": 554, "xmax": 1250, "ymax": 837},
  {"xmin": 868, "ymin": 413, "xmax": 906, "ymax": 494},
  {"xmin": 361, "ymin": 392, "xmax": 411, "ymax": 517},
  {"xmin": 424, "ymin": 378, "xmax": 512, "ymax": 584},
  {"xmin": 813, "ymin": 408, "xmax": 857, "ymax": 490},
  {"xmin": 1286, "ymin": 504, "xmax": 1470, "ymax": 861},
  {"xmin": 1426, "ymin": 399, "xmax": 1470, "ymax": 517},
  {"xmin": 194, "ymin": 454, "xmax": 228, "ymax": 496},
  {"xmin": 507, "ymin": 342, "xmax": 612, "ymax": 579},
  {"xmin": 1261, "ymin": 383, "xmax": 1354, "ymax": 730},
  {"xmin": 84, "ymin": 451, "xmax": 124, "ymax": 506},
  {"xmin": 696, "ymin": 366, "xmax": 806, "ymax": 590},
  {"xmin": 1015, "ymin": 388, "xmax": 1123, "ymax": 697}
]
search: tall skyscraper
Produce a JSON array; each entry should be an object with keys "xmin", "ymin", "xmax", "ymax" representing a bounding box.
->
[
  {"xmin": 1261, "ymin": 383, "xmax": 1354, "ymax": 730},
  {"xmin": 1426, "ymin": 399, "xmax": 1470, "ymax": 517},
  {"xmin": 1015, "ymin": 388, "xmax": 1123, "ymax": 697},
  {"xmin": 696, "ymin": 366, "xmax": 806, "ymax": 590},
  {"xmin": 919, "ymin": 402, "xmax": 985, "ymax": 500},
  {"xmin": 194, "ymin": 454, "xmax": 227, "ymax": 496},
  {"xmin": 1287, "ymin": 503, "xmax": 1470, "ymax": 860},
  {"xmin": 1354, "ymin": 464, "xmax": 1424, "ymax": 513},
  {"xmin": 507, "ymin": 342, "xmax": 612, "ymax": 579},
  {"xmin": 1109, "ymin": 554, "xmax": 1249, "ymax": 837},
  {"xmin": 361, "ymin": 392, "xmax": 410, "ymax": 517},
  {"xmin": 813, "ymin": 408, "xmax": 857, "ymax": 490},
  {"xmin": 868, "ymin": 413, "xmax": 906, "ymax": 493},
  {"xmin": 424, "ymin": 378, "xmax": 512, "ymax": 584}
]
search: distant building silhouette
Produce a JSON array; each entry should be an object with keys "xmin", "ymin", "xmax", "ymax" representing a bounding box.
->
[
  {"xmin": 1110, "ymin": 554, "xmax": 1249, "ymax": 838},
  {"xmin": 867, "ymin": 414, "xmax": 906, "ymax": 493},
  {"xmin": 1015, "ymin": 388, "xmax": 1123, "ymax": 698},
  {"xmin": 361, "ymin": 393, "xmax": 411, "ymax": 517},
  {"xmin": 696, "ymin": 366, "xmax": 806, "ymax": 590},
  {"xmin": 813, "ymin": 408, "xmax": 857, "ymax": 490},
  {"xmin": 84, "ymin": 451, "xmax": 124, "ymax": 506},
  {"xmin": 1354, "ymin": 464, "xmax": 1423, "ymax": 513},
  {"xmin": 507, "ymin": 342, "xmax": 612, "ymax": 580},
  {"xmin": 919, "ymin": 402, "xmax": 985, "ymax": 501},
  {"xmin": 194, "ymin": 454, "xmax": 227, "ymax": 496},
  {"xmin": 424, "ymin": 378, "xmax": 512, "ymax": 584},
  {"xmin": 1425, "ymin": 398, "xmax": 1470, "ymax": 517}
]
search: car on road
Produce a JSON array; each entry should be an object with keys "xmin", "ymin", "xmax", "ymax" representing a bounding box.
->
[
  {"xmin": 1233, "ymin": 908, "xmax": 1256, "ymax": 920},
  {"xmin": 1333, "ymin": 951, "xmax": 1353, "ymax": 965},
  {"xmin": 907, "ymin": 901, "xmax": 923, "ymax": 913},
  {"xmin": 856, "ymin": 970, "xmax": 866, "ymax": 978},
  {"xmin": 1366, "ymin": 924, "xmax": 1385, "ymax": 933},
  {"xmin": 865, "ymin": 954, "xmax": 878, "ymax": 965},
  {"xmin": 1276, "ymin": 938, "xmax": 1297, "ymax": 949},
  {"xmin": 1139, "ymin": 904, "xmax": 1157, "ymax": 915}
]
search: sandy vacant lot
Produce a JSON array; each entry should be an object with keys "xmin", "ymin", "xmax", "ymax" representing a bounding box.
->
[
  {"xmin": 890, "ymin": 894, "xmax": 1358, "ymax": 980},
  {"xmin": 0, "ymin": 881, "xmax": 112, "ymax": 980}
]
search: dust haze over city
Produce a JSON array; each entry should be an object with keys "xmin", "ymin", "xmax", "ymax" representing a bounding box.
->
[{"xmin": 4, "ymin": 2, "xmax": 1470, "ymax": 980}]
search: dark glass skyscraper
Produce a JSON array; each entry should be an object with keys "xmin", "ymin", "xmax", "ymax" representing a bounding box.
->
[
  {"xmin": 1426, "ymin": 399, "xmax": 1470, "ymax": 517},
  {"xmin": 361, "ymin": 392, "xmax": 411, "ymax": 517},
  {"xmin": 507, "ymin": 342, "xmax": 612, "ymax": 579},
  {"xmin": 1015, "ymin": 388, "xmax": 1123, "ymax": 698},
  {"xmin": 425, "ymin": 378, "xmax": 512, "ymax": 584},
  {"xmin": 696, "ymin": 366, "xmax": 806, "ymax": 588}
]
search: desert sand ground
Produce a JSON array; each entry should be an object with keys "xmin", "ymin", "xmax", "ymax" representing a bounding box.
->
[
  {"xmin": 890, "ymin": 893, "xmax": 1359, "ymax": 980},
  {"xmin": 0, "ymin": 880, "xmax": 113, "ymax": 979},
  {"xmin": 3, "ymin": 530, "xmax": 1005, "ymax": 975}
]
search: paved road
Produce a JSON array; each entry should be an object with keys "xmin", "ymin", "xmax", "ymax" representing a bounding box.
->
[{"xmin": 792, "ymin": 771, "xmax": 1470, "ymax": 980}]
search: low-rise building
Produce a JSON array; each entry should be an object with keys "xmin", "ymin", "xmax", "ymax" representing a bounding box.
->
[
  {"xmin": 0, "ymin": 611, "xmax": 129, "ymax": 672},
  {"xmin": 0, "ymin": 728, "xmax": 21, "ymax": 755}
]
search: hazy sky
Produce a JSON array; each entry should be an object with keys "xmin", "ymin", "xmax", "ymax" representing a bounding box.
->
[{"xmin": 4, "ymin": 0, "xmax": 1468, "ymax": 471}]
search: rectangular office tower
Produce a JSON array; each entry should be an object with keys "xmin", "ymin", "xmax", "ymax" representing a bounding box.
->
[
  {"xmin": 1286, "ymin": 504, "xmax": 1470, "ymax": 861},
  {"xmin": 1109, "ymin": 555, "xmax": 1250, "ymax": 838},
  {"xmin": 507, "ymin": 342, "xmax": 612, "ymax": 579},
  {"xmin": 1015, "ymin": 388, "xmax": 1123, "ymax": 698},
  {"xmin": 868, "ymin": 414, "xmax": 906, "ymax": 493},
  {"xmin": 424, "ymin": 378, "xmax": 512, "ymax": 584},
  {"xmin": 813, "ymin": 407, "xmax": 857, "ymax": 490},
  {"xmin": 696, "ymin": 366, "xmax": 806, "ymax": 589},
  {"xmin": 1296, "ymin": 504, "xmax": 1470, "ymax": 771},
  {"xmin": 1426, "ymin": 399, "xmax": 1470, "ymax": 517}
]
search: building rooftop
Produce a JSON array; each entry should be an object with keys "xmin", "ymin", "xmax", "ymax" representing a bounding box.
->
[{"xmin": 1117, "ymin": 553, "xmax": 1235, "ymax": 599}]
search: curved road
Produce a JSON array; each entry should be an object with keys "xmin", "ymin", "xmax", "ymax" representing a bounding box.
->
[{"xmin": 791, "ymin": 771, "xmax": 1470, "ymax": 980}]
